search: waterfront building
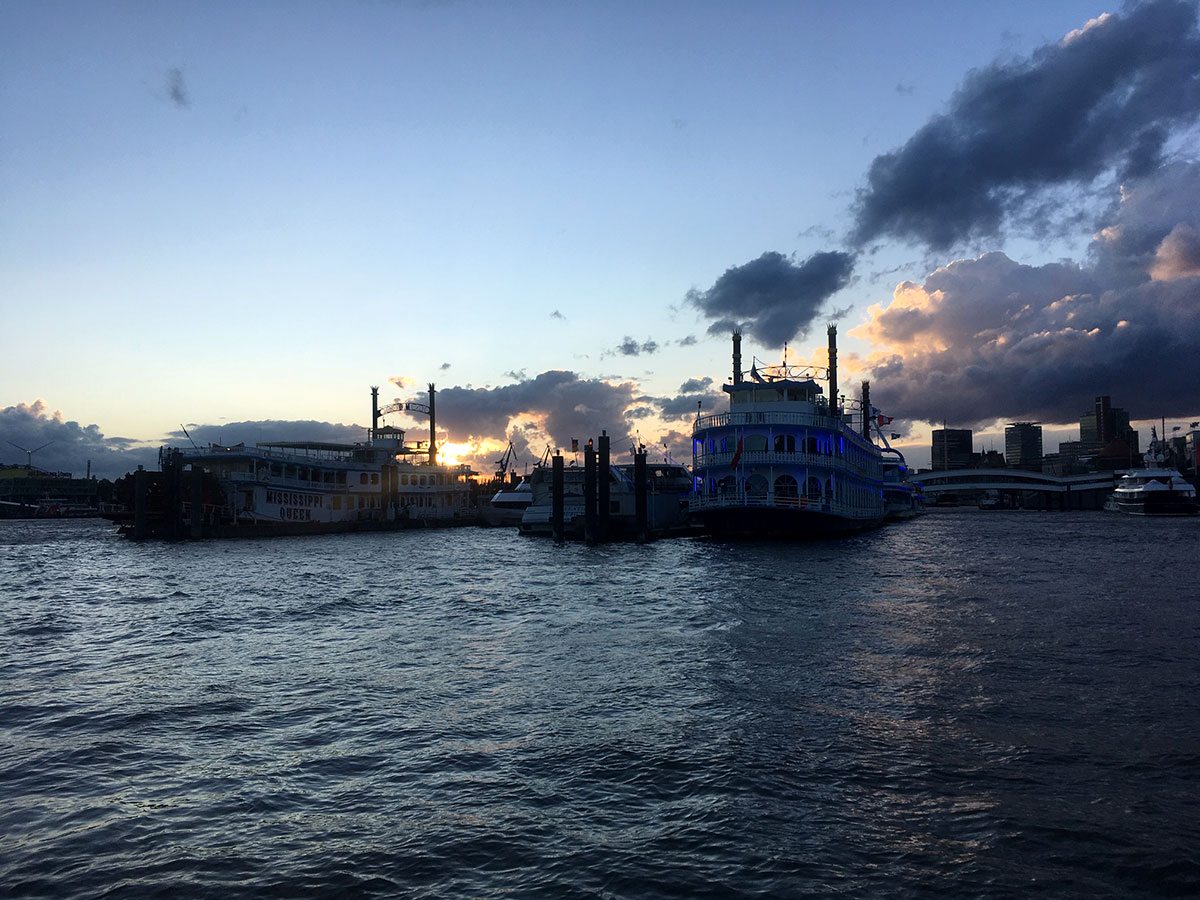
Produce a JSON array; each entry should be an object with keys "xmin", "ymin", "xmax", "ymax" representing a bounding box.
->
[
  {"xmin": 931, "ymin": 429, "xmax": 973, "ymax": 471},
  {"xmin": 1080, "ymin": 396, "xmax": 1138, "ymax": 454},
  {"xmin": 1005, "ymin": 422, "xmax": 1043, "ymax": 472}
]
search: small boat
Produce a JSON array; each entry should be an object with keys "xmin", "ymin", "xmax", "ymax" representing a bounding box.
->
[
  {"xmin": 481, "ymin": 479, "xmax": 532, "ymax": 527},
  {"xmin": 1107, "ymin": 428, "xmax": 1198, "ymax": 516},
  {"xmin": 977, "ymin": 490, "xmax": 1004, "ymax": 511}
]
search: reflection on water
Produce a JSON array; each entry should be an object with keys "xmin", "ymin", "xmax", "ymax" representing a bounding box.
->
[{"xmin": 1, "ymin": 513, "xmax": 1198, "ymax": 897}]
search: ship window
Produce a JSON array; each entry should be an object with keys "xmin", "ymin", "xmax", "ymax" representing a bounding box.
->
[
  {"xmin": 805, "ymin": 477, "xmax": 822, "ymax": 501},
  {"xmin": 359, "ymin": 473, "xmax": 368, "ymax": 484},
  {"xmin": 371, "ymin": 473, "xmax": 379, "ymax": 484},
  {"xmin": 774, "ymin": 475, "xmax": 799, "ymax": 507},
  {"xmin": 744, "ymin": 434, "xmax": 768, "ymax": 453},
  {"xmin": 718, "ymin": 475, "xmax": 737, "ymax": 494},
  {"xmin": 804, "ymin": 437, "xmax": 820, "ymax": 454},
  {"xmin": 773, "ymin": 434, "xmax": 795, "ymax": 453},
  {"xmin": 746, "ymin": 474, "xmax": 768, "ymax": 498},
  {"xmin": 333, "ymin": 496, "xmax": 341, "ymax": 510},
  {"xmin": 337, "ymin": 471, "xmax": 347, "ymax": 484}
]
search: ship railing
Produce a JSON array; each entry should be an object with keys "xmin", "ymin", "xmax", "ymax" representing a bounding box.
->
[
  {"xmin": 689, "ymin": 491, "xmax": 883, "ymax": 520},
  {"xmin": 695, "ymin": 411, "xmax": 838, "ymax": 431},
  {"xmin": 694, "ymin": 413, "xmax": 881, "ymax": 453},
  {"xmin": 693, "ymin": 450, "xmax": 882, "ymax": 479}
]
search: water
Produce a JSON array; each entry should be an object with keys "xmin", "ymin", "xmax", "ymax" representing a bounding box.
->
[{"xmin": 2, "ymin": 513, "xmax": 1198, "ymax": 898}]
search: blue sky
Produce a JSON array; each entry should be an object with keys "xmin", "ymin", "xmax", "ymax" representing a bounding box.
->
[{"xmin": 3, "ymin": 1, "xmax": 1198, "ymax": 478}]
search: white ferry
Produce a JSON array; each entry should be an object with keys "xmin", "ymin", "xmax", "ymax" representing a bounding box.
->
[
  {"xmin": 1107, "ymin": 427, "xmax": 1198, "ymax": 517},
  {"xmin": 689, "ymin": 327, "xmax": 886, "ymax": 537}
]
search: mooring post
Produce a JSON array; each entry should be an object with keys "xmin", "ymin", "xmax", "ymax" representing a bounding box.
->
[
  {"xmin": 190, "ymin": 464, "xmax": 204, "ymax": 538},
  {"xmin": 551, "ymin": 453, "xmax": 565, "ymax": 543},
  {"xmin": 133, "ymin": 466, "xmax": 147, "ymax": 541},
  {"xmin": 634, "ymin": 447, "xmax": 648, "ymax": 543},
  {"xmin": 598, "ymin": 431, "xmax": 610, "ymax": 543},
  {"xmin": 583, "ymin": 441, "xmax": 597, "ymax": 544}
]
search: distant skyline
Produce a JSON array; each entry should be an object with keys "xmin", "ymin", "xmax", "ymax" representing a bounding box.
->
[{"xmin": 3, "ymin": 0, "xmax": 1198, "ymax": 479}]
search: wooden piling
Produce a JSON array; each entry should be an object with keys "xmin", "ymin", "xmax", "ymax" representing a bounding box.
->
[
  {"xmin": 583, "ymin": 442, "xmax": 597, "ymax": 544},
  {"xmin": 634, "ymin": 449, "xmax": 648, "ymax": 543},
  {"xmin": 551, "ymin": 453, "xmax": 565, "ymax": 543},
  {"xmin": 133, "ymin": 467, "xmax": 147, "ymax": 541},
  {"xmin": 598, "ymin": 431, "xmax": 611, "ymax": 542}
]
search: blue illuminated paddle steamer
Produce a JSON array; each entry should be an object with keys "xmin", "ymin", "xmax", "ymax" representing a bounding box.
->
[{"xmin": 690, "ymin": 327, "xmax": 886, "ymax": 537}]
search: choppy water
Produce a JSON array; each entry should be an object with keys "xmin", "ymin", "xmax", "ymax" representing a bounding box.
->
[{"xmin": 2, "ymin": 512, "xmax": 1198, "ymax": 898}]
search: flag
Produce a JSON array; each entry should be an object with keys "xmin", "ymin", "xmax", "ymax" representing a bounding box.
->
[
  {"xmin": 891, "ymin": 432, "xmax": 901, "ymax": 440},
  {"xmin": 730, "ymin": 436, "xmax": 743, "ymax": 470},
  {"xmin": 877, "ymin": 414, "xmax": 894, "ymax": 426}
]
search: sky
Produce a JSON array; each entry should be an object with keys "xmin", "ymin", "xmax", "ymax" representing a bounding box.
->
[{"xmin": 3, "ymin": 0, "xmax": 1199, "ymax": 479}]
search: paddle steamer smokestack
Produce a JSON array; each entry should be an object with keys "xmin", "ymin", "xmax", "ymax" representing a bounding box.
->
[
  {"xmin": 732, "ymin": 330, "xmax": 743, "ymax": 385},
  {"xmin": 862, "ymin": 380, "xmax": 871, "ymax": 438},
  {"xmin": 827, "ymin": 324, "xmax": 838, "ymax": 418},
  {"xmin": 428, "ymin": 383, "xmax": 437, "ymax": 466},
  {"xmin": 370, "ymin": 386, "xmax": 379, "ymax": 442}
]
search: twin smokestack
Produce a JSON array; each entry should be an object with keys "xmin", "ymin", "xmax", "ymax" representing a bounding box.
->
[{"xmin": 730, "ymin": 325, "xmax": 840, "ymax": 418}]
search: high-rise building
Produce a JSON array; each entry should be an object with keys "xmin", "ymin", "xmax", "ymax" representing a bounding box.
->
[
  {"xmin": 1080, "ymin": 396, "xmax": 1138, "ymax": 454},
  {"xmin": 1005, "ymin": 422, "xmax": 1043, "ymax": 471},
  {"xmin": 931, "ymin": 428, "xmax": 973, "ymax": 470}
]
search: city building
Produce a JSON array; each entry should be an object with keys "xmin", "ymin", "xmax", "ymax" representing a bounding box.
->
[
  {"xmin": 931, "ymin": 428, "xmax": 973, "ymax": 471},
  {"xmin": 1005, "ymin": 423, "xmax": 1043, "ymax": 472},
  {"xmin": 1080, "ymin": 395, "xmax": 1138, "ymax": 454}
]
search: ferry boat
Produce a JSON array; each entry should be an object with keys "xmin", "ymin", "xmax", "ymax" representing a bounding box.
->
[
  {"xmin": 481, "ymin": 479, "xmax": 533, "ymax": 527},
  {"xmin": 870, "ymin": 415, "xmax": 926, "ymax": 521},
  {"xmin": 689, "ymin": 327, "xmax": 886, "ymax": 537},
  {"xmin": 1107, "ymin": 428, "xmax": 1198, "ymax": 517},
  {"xmin": 112, "ymin": 385, "xmax": 477, "ymax": 538}
]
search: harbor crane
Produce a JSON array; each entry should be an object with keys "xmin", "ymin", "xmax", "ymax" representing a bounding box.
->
[{"xmin": 7, "ymin": 440, "xmax": 54, "ymax": 471}]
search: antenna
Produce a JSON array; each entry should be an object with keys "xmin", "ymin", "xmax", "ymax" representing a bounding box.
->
[{"xmin": 7, "ymin": 440, "xmax": 53, "ymax": 469}]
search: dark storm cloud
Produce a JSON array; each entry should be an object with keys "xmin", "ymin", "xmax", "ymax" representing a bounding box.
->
[
  {"xmin": 0, "ymin": 401, "xmax": 157, "ymax": 480},
  {"xmin": 850, "ymin": 0, "xmax": 1200, "ymax": 251},
  {"xmin": 686, "ymin": 250, "xmax": 856, "ymax": 347},
  {"xmin": 168, "ymin": 419, "xmax": 366, "ymax": 449},
  {"xmin": 857, "ymin": 163, "xmax": 1200, "ymax": 424},
  {"xmin": 427, "ymin": 370, "xmax": 639, "ymax": 458},
  {"xmin": 166, "ymin": 68, "xmax": 190, "ymax": 108}
]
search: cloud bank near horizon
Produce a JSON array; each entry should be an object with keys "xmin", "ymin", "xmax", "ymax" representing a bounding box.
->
[{"xmin": 855, "ymin": 161, "xmax": 1200, "ymax": 426}]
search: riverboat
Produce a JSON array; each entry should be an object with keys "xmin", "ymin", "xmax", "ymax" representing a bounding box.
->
[
  {"xmin": 1107, "ymin": 428, "xmax": 1198, "ymax": 516},
  {"xmin": 689, "ymin": 327, "xmax": 886, "ymax": 537},
  {"xmin": 111, "ymin": 385, "xmax": 477, "ymax": 538}
]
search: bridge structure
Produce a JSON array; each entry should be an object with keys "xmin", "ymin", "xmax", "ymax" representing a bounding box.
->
[{"xmin": 916, "ymin": 468, "xmax": 1119, "ymax": 510}]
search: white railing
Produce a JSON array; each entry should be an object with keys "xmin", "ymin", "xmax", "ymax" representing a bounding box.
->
[
  {"xmin": 688, "ymin": 491, "xmax": 883, "ymax": 520},
  {"xmin": 696, "ymin": 411, "xmax": 834, "ymax": 431},
  {"xmin": 693, "ymin": 450, "xmax": 881, "ymax": 479}
]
